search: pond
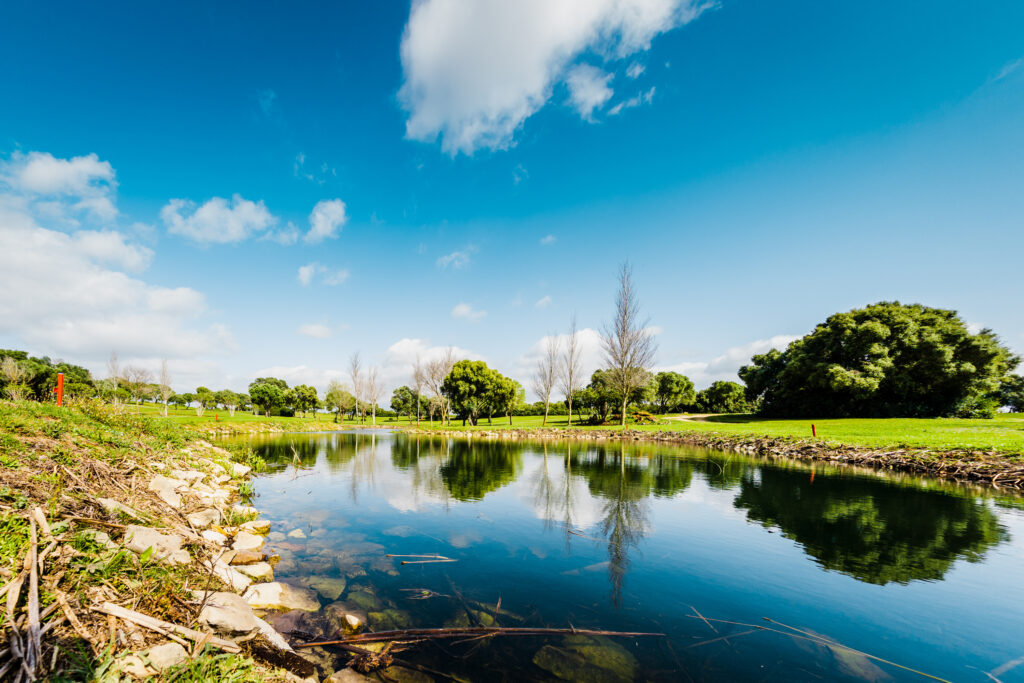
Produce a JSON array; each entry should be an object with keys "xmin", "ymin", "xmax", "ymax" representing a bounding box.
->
[{"xmin": 234, "ymin": 430, "xmax": 1024, "ymax": 682}]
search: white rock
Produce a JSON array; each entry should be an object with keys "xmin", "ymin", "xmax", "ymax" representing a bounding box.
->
[
  {"xmin": 243, "ymin": 582, "xmax": 320, "ymax": 612},
  {"xmin": 267, "ymin": 531, "xmax": 286, "ymax": 542},
  {"xmin": 287, "ymin": 528, "xmax": 307, "ymax": 539},
  {"xmin": 186, "ymin": 507, "xmax": 221, "ymax": 528},
  {"xmin": 196, "ymin": 591, "xmax": 258, "ymax": 634},
  {"xmin": 201, "ymin": 529, "xmax": 229, "ymax": 546},
  {"xmin": 147, "ymin": 641, "xmax": 189, "ymax": 670},
  {"xmin": 240, "ymin": 519, "xmax": 271, "ymax": 535},
  {"xmin": 203, "ymin": 559, "xmax": 252, "ymax": 592},
  {"xmin": 253, "ymin": 615, "xmax": 292, "ymax": 651},
  {"xmin": 170, "ymin": 469, "xmax": 206, "ymax": 482},
  {"xmin": 147, "ymin": 475, "xmax": 188, "ymax": 508},
  {"xmin": 233, "ymin": 531, "xmax": 265, "ymax": 552},
  {"xmin": 124, "ymin": 525, "xmax": 190, "ymax": 565},
  {"xmin": 214, "ymin": 474, "xmax": 231, "ymax": 484},
  {"xmin": 236, "ymin": 561, "xmax": 274, "ymax": 581},
  {"xmin": 231, "ymin": 463, "xmax": 252, "ymax": 477},
  {"xmin": 233, "ymin": 504, "xmax": 258, "ymax": 516}
]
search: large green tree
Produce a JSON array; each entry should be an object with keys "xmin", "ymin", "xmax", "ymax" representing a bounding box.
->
[
  {"xmin": 441, "ymin": 360, "xmax": 492, "ymax": 426},
  {"xmin": 740, "ymin": 302, "xmax": 1019, "ymax": 417},
  {"xmin": 292, "ymin": 384, "xmax": 318, "ymax": 417},
  {"xmin": 696, "ymin": 381, "xmax": 749, "ymax": 413},
  {"xmin": 248, "ymin": 377, "xmax": 288, "ymax": 417},
  {"xmin": 998, "ymin": 375, "xmax": 1024, "ymax": 413},
  {"xmin": 653, "ymin": 371, "xmax": 695, "ymax": 413},
  {"xmin": 324, "ymin": 380, "xmax": 355, "ymax": 422}
]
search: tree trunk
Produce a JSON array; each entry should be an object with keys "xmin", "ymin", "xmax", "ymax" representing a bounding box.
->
[
  {"xmin": 508, "ymin": 412, "xmax": 513, "ymax": 425},
  {"xmin": 567, "ymin": 396, "xmax": 573, "ymax": 427},
  {"xmin": 372, "ymin": 406, "xmax": 376, "ymax": 425},
  {"xmin": 542, "ymin": 402, "xmax": 549, "ymax": 426},
  {"xmin": 621, "ymin": 397, "xmax": 628, "ymax": 427}
]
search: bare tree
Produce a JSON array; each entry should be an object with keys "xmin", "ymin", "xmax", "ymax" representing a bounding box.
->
[
  {"xmin": 124, "ymin": 366, "xmax": 154, "ymax": 413},
  {"xmin": 365, "ymin": 366, "xmax": 385, "ymax": 425},
  {"xmin": 559, "ymin": 314, "xmax": 583, "ymax": 427},
  {"xmin": 1, "ymin": 357, "xmax": 30, "ymax": 400},
  {"xmin": 601, "ymin": 262, "xmax": 657, "ymax": 426},
  {"xmin": 412, "ymin": 356, "xmax": 426, "ymax": 426},
  {"xmin": 424, "ymin": 348, "xmax": 457, "ymax": 426},
  {"xmin": 159, "ymin": 360, "xmax": 173, "ymax": 416},
  {"xmin": 106, "ymin": 351, "xmax": 123, "ymax": 410},
  {"xmin": 348, "ymin": 352, "xmax": 362, "ymax": 423},
  {"xmin": 533, "ymin": 334, "xmax": 560, "ymax": 426}
]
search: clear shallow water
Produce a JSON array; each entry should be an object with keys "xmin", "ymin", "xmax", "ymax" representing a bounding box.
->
[{"xmin": 237, "ymin": 431, "xmax": 1024, "ymax": 682}]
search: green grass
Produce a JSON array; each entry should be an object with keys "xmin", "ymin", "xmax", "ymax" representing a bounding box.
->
[{"xmin": 396, "ymin": 412, "xmax": 1024, "ymax": 455}]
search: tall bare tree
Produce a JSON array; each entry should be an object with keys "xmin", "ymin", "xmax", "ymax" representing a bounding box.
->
[
  {"xmin": 348, "ymin": 352, "xmax": 362, "ymax": 423},
  {"xmin": 424, "ymin": 348, "xmax": 457, "ymax": 426},
  {"xmin": 412, "ymin": 356, "xmax": 426, "ymax": 426},
  {"xmin": 533, "ymin": 335, "xmax": 560, "ymax": 426},
  {"xmin": 124, "ymin": 366, "xmax": 153, "ymax": 413},
  {"xmin": 601, "ymin": 262, "xmax": 657, "ymax": 426},
  {"xmin": 1, "ymin": 357, "xmax": 30, "ymax": 400},
  {"xmin": 107, "ymin": 351, "xmax": 123, "ymax": 410},
  {"xmin": 365, "ymin": 366, "xmax": 384, "ymax": 425},
  {"xmin": 159, "ymin": 359, "xmax": 173, "ymax": 416},
  {"xmin": 559, "ymin": 314, "xmax": 583, "ymax": 427}
]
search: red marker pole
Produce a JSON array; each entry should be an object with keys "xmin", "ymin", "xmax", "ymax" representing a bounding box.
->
[
  {"xmin": 56, "ymin": 373, "xmax": 64, "ymax": 406},
  {"xmin": 811, "ymin": 423, "xmax": 816, "ymax": 437}
]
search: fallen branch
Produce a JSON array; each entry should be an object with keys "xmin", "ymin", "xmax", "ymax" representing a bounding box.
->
[
  {"xmin": 90, "ymin": 602, "xmax": 240, "ymax": 653},
  {"xmin": 296, "ymin": 626, "xmax": 666, "ymax": 649}
]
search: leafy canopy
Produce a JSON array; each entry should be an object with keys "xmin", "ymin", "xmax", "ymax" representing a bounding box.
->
[{"xmin": 739, "ymin": 302, "xmax": 1019, "ymax": 418}]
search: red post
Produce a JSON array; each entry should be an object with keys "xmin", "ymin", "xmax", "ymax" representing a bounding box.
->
[
  {"xmin": 55, "ymin": 373, "xmax": 64, "ymax": 406},
  {"xmin": 811, "ymin": 423, "xmax": 816, "ymax": 437}
]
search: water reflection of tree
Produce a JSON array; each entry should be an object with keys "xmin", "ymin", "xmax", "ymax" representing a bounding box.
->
[
  {"xmin": 733, "ymin": 468, "xmax": 1008, "ymax": 584},
  {"xmin": 438, "ymin": 439, "xmax": 525, "ymax": 501},
  {"xmin": 573, "ymin": 445, "xmax": 694, "ymax": 606}
]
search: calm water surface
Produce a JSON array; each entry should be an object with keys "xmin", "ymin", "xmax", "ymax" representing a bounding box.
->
[{"xmin": 235, "ymin": 431, "xmax": 1024, "ymax": 682}]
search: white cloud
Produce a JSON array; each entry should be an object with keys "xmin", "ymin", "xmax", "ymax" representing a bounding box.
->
[
  {"xmin": 294, "ymin": 153, "xmax": 338, "ymax": 185},
  {"xmin": 297, "ymin": 262, "xmax": 349, "ymax": 286},
  {"xmin": 626, "ymin": 61, "xmax": 646, "ymax": 79},
  {"xmin": 992, "ymin": 57, "xmax": 1023, "ymax": 83},
  {"xmin": 263, "ymin": 222, "xmax": 299, "ymax": 245},
  {"xmin": 658, "ymin": 335, "xmax": 799, "ymax": 389},
  {"xmin": 0, "ymin": 189, "xmax": 232, "ymax": 361},
  {"xmin": 72, "ymin": 230, "xmax": 153, "ymax": 273},
  {"xmin": 298, "ymin": 323, "xmax": 332, "ymax": 339},
  {"xmin": 540, "ymin": 234, "xmax": 557, "ymax": 245},
  {"xmin": 162, "ymin": 194, "xmax": 276, "ymax": 244},
  {"xmin": 2, "ymin": 151, "xmax": 118, "ymax": 224},
  {"xmin": 966, "ymin": 321, "xmax": 983, "ymax": 335},
  {"xmin": 608, "ymin": 86, "xmax": 656, "ymax": 115},
  {"xmin": 535, "ymin": 295, "xmax": 552, "ymax": 308},
  {"xmin": 451, "ymin": 302, "xmax": 487, "ymax": 321},
  {"xmin": 399, "ymin": 0, "xmax": 710, "ymax": 154},
  {"xmin": 566, "ymin": 64, "xmax": 614, "ymax": 120},
  {"xmin": 381, "ymin": 337, "xmax": 483, "ymax": 389},
  {"xmin": 251, "ymin": 364, "xmax": 348, "ymax": 394},
  {"xmin": 437, "ymin": 246, "xmax": 476, "ymax": 269},
  {"xmin": 306, "ymin": 199, "xmax": 347, "ymax": 244}
]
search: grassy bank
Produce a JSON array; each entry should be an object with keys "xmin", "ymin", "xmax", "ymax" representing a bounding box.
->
[
  {"xmin": 0, "ymin": 399, "xmax": 298, "ymax": 681},
  {"xmin": 394, "ymin": 413, "xmax": 1024, "ymax": 455}
]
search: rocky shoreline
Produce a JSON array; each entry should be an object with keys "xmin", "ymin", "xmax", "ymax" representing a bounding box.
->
[{"xmin": 402, "ymin": 426, "xmax": 1024, "ymax": 491}]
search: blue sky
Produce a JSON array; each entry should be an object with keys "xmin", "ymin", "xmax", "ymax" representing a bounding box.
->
[{"xmin": 1, "ymin": 0, "xmax": 1022, "ymax": 396}]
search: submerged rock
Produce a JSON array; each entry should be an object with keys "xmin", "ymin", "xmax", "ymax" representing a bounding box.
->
[
  {"xmin": 241, "ymin": 519, "xmax": 271, "ymax": 535},
  {"xmin": 344, "ymin": 589, "xmax": 382, "ymax": 612},
  {"xmin": 287, "ymin": 528, "xmax": 307, "ymax": 539},
  {"xmin": 322, "ymin": 601, "xmax": 368, "ymax": 635},
  {"xmin": 375, "ymin": 666, "xmax": 434, "ymax": 682},
  {"xmin": 326, "ymin": 669, "xmax": 372, "ymax": 682},
  {"xmin": 307, "ymin": 576, "xmax": 347, "ymax": 601},
  {"xmin": 367, "ymin": 608, "xmax": 412, "ymax": 631},
  {"xmin": 267, "ymin": 531, "xmax": 286, "ymax": 542},
  {"xmin": 244, "ymin": 581, "xmax": 320, "ymax": 612},
  {"xmin": 531, "ymin": 636, "xmax": 637, "ymax": 683}
]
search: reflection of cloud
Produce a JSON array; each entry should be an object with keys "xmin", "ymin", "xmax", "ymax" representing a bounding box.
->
[
  {"xmin": 520, "ymin": 456, "xmax": 604, "ymax": 529},
  {"xmin": 449, "ymin": 531, "xmax": 482, "ymax": 548}
]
